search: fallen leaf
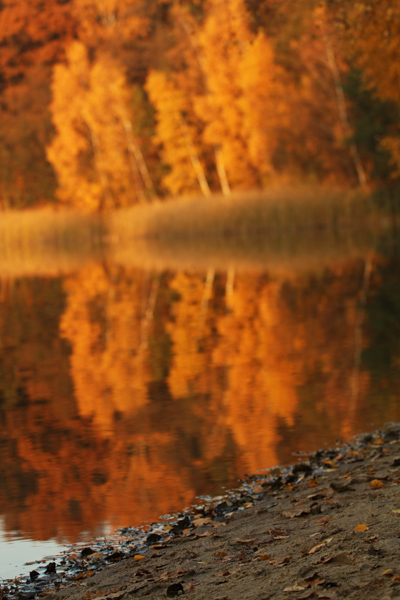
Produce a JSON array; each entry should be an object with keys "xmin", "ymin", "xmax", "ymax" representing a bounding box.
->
[
  {"xmin": 269, "ymin": 529, "xmax": 289, "ymax": 536},
  {"xmin": 322, "ymin": 460, "xmax": 338, "ymax": 469},
  {"xmin": 354, "ymin": 524, "xmax": 369, "ymax": 533},
  {"xmin": 133, "ymin": 555, "xmax": 146, "ymax": 561},
  {"xmin": 316, "ymin": 517, "xmax": 334, "ymax": 524},
  {"xmin": 346, "ymin": 450, "xmax": 360, "ymax": 457},
  {"xmin": 392, "ymin": 509, "xmax": 400, "ymax": 514},
  {"xmin": 88, "ymin": 552, "xmax": 104, "ymax": 560},
  {"xmin": 215, "ymin": 551, "xmax": 227, "ymax": 557},
  {"xmin": 192, "ymin": 517, "xmax": 212, "ymax": 527},
  {"xmin": 194, "ymin": 531, "xmax": 212, "ymax": 538},
  {"xmin": 284, "ymin": 584, "xmax": 306, "ymax": 592},
  {"xmin": 370, "ymin": 479, "xmax": 385, "ymax": 489},
  {"xmin": 363, "ymin": 534, "xmax": 379, "ymax": 543},
  {"xmin": 235, "ymin": 539, "xmax": 255, "ymax": 544},
  {"xmin": 309, "ymin": 538, "xmax": 333, "ymax": 554},
  {"xmin": 68, "ymin": 553, "xmax": 79, "ymax": 561},
  {"xmin": 309, "ymin": 543, "xmax": 324, "ymax": 555},
  {"xmin": 238, "ymin": 550, "xmax": 249, "ymax": 562},
  {"xmin": 308, "ymin": 492, "xmax": 329, "ymax": 500},
  {"xmin": 382, "ymin": 569, "xmax": 395, "ymax": 577},
  {"xmin": 273, "ymin": 555, "xmax": 292, "ymax": 565},
  {"xmin": 308, "ymin": 479, "xmax": 319, "ymax": 488},
  {"xmin": 256, "ymin": 554, "xmax": 270, "ymax": 561}
]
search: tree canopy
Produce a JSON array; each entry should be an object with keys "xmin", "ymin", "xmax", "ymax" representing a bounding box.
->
[{"xmin": 0, "ymin": 0, "xmax": 399, "ymax": 210}]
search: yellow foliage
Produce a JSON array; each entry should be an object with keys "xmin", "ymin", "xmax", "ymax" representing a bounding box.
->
[
  {"xmin": 239, "ymin": 33, "xmax": 291, "ymax": 182},
  {"xmin": 48, "ymin": 42, "xmax": 149, "ymax": 211},
  {"xmin": 197, "ymin": 0, "xmax": 257, "ymax": 189},
  {"xmin": 146, "ymin": 70, "xmax": 207, "ymax": 196}
]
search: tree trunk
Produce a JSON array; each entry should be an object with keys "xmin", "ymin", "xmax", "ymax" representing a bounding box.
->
[
  {"xmin": 322, "ymin": 25, "xmax": 369, "ymax": 189},
  {"xmin": 180, "ymin": 117, "xmax": 211, "ymax": 197}
]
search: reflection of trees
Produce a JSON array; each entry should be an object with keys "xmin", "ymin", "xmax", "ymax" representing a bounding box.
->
[
  {"xmin": 361, "ymin": 255, "xmax": 400, "ymax": 415},
  {"xmin": 1, "ymin": 258, "xmax": 400, "ymax": 543},
  {"xmin": 212, "ymin": 275, "xmax": 300, "ymax": 474}
]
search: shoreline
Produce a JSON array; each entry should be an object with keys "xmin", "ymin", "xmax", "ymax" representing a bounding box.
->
[{"xmin": 3, "ymin": 424, "xmax": 400, "ymax": 600}]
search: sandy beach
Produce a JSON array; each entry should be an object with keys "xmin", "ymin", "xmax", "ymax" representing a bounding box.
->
[{"xmin": 3, "ymin": 426, "xmax": 400, "ymax": 600}]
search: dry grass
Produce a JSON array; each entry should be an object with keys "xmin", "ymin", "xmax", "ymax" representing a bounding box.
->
[
  {"xmin": 0, "ymin": 207, "xmax": 104, "ymax": 277},
  {"xmin": 107, "ymin": 185, "xmax": 382, "ymax": 273},
  {"xmin": 0, "ymin": 187, "xmax": 388, "ymax": 277},
  {"xmin": 109, "ymin": 185, "xmax": 379, "ymax": 242}
]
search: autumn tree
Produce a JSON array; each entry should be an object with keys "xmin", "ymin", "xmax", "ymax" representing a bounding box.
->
[
  {"xmin": 0, "ymin": 0, "xmax": 76, "ymax": 207},
  {"xmin": 146, "ymin": 70, "xmax": 211, "ymax": 197},
  {"xmin": 335, "ymin": 0, "xmax": 400, "ymax": 177},
  {"xmin": 47, "ymin": 42, "xmax": 153, "ymax": 210}
]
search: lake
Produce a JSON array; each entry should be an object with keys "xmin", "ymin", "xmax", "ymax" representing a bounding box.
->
[{"xmin": 1, "ymin": 234, "xmax": 400, "ymax": 579}]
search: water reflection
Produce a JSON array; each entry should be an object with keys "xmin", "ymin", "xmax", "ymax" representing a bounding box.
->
[{"xmin": 1, "ymin": 250, "xmax": 400, "ymax": 577}]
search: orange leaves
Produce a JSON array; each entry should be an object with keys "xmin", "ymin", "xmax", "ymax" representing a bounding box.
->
[
  {"xmin": 72, "ymin": 0, "xmax": 149, "ymax": 48},
  {"xmin": 370, "ymin": 479, "xmax": 385, "ymax": 489},
  {"xmin": 197, "ymin": 0, "xmax": 259, "ymax": 189},
  {"xmin": 308, "ymin": 538, "xmax": 332, "ymax": 554},
  {"xmin": 354, "ymin": 524, "xmax": 369, "ymax": 533},
  {"xmin": 48, "ymin": 43, "xmax": 150, "ymax": 211},
  {"xmin": 238, "ymin": 32, "xmax": 290, "ymax": 181},
  {"xmin": 146, "ymin": 71, "xmax": 207, "ymax": 197}
]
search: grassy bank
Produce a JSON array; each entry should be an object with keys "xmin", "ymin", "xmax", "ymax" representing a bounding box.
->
[
  {"xmin": 0, "ymin": 187, "xmax": 392, "ymax": 276},
  {"xmin": 0, "ymin": 208, "xmax": 104, "ymax": 277},
  {"xmin": 109, "ymin": 186, "xmax": 379, "ymax": 241},
  {"xmin": 108, "ymin": 186, "xmax": 384, "ymax": 272}
]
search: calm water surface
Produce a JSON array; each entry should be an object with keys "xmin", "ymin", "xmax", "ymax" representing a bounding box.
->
[{"xmin": 1, "ymin": 245, "xmax": 400, "ymax": 578}]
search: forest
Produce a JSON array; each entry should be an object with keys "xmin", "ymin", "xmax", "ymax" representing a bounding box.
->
[{"xmin": 0, "ymin": 0, "xmax": 399, "ymax": 212}]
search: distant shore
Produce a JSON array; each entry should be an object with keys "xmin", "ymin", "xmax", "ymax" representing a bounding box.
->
[
  {"xmin": 0, "ymin": 185, "xmax": 392, "ymax": 278},
  {"xmin": 4, "ymin": 424, "xmax": 400, "ymax": 600}
]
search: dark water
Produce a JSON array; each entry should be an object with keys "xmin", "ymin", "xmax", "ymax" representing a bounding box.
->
[{"xmin": 1, "ymin": 245, "xmax": 400, "ymax": 578}]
